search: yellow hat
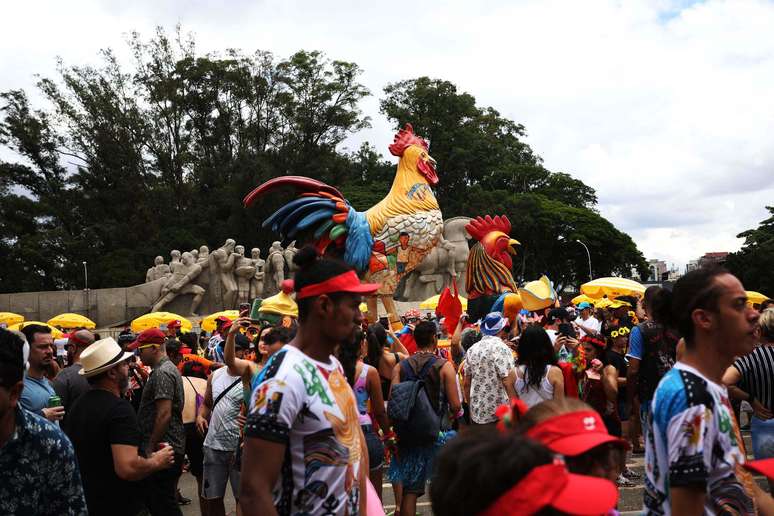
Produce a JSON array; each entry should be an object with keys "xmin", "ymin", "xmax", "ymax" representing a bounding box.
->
[
  {"xmin": 260, "ymin": 289, "xmax": 299, "ymax": 318},
  {"xmin": 518, "ymin": 275, "xmax": 557, "ymax": 312}
]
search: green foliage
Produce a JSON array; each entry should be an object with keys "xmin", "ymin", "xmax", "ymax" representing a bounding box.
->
[
  {"xmin": 726, "ymin": 207, "xmax": 774, "ymax": 296},
  {"xmin": 0, "ymin": 28, "xmax": 645, "ymax": 294}
]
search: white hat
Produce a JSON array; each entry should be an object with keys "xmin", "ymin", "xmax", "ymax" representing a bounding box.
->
[{"xmin": 78, "ymin": 337, "xmax": 134, "ymax": 377}]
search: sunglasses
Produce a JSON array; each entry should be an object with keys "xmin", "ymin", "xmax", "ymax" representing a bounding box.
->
[{"xmin": 611, "ymin": 327, "xmax": 630, "ymax": 338}]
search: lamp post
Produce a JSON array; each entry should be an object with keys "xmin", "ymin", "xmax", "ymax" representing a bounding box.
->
[
  {"xmin": 83, "ymin": 261, "xmax": 88, "ymax": 291},
  {"xmin": 575, "ymin": 240, "xmax": 593, "ymax": 280}
]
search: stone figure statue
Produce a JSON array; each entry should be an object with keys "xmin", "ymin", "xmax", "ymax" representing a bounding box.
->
[
  {"xmin": 262, "ymin": 241, "xmax": 285, "ymax": 297},
  {"xmin": 250, "ymin": 248, "xmax": 265, "ymax": 301},
  {"xmin": 194, "ymin": 245, "xmax": 210, "ymax": 289},
  {"xmin": 212, "ymin": 239, "xmax": 238, "ymax": 309},
  {"xmin": 400, "ymin": 217, "xmax": 472, "ymax": 300},
  {"xmin": 152, "ymin": 252, "xmax": 205, "ymax": 315},
  {"xmin": 145, "ymin": 256, "xmax": 171, "ymax": 283},
  {"xmin": 190, "ymin": 249, "xmax": 199, "ymax": 261},
  {"xmin": 233, "ymin": 245, "xmax": 257, "ymax": 306},
  {"xmin": 170, "ymin": 250, "xmax": 181, "ymax": 265},
  {"xmin": 284, "ymin": 241, "xmax": 299, "ymax": 274}
]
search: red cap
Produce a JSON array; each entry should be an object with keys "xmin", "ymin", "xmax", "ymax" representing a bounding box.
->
[
  {"xmin": 214, "ymin": 315, "xmax": 231, "ymax": 324},
  {"xmin": 525, "ymin": 410, "xmax": 628, "ymax": 456},
  {"xmin": 479, "ymin": 462, "xmax": 618, "ymax": 515},
  {"xmin": 126, "ymin": 328, "xmax": 166, "ymax": 351},
  {"xmin": 745, "ymin": 458, "xmax": 774, "ymax": 478},
  {"xmin": 296, "ymin": 271, "xmax": 379, "ymax": 299},
  {"xmin": 167, "ymin": 319, "xmax": 181, "ymax": 329}
]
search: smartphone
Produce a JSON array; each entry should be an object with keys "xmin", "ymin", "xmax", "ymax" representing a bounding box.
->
[{"xmin": 558, "ymin": 323, "xmax": 576, "ymax": 339}]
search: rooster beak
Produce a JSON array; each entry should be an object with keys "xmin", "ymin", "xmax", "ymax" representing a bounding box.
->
[
  {"xmin": 507, "ymin": 239, "xmax": 520, "ymax": 255},
  {"xmin": 429, "ymin": 156, "xmax": 437, "ymax": 167}
]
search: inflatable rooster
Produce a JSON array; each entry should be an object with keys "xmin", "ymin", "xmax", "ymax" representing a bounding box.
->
[{"xmin": 243, "ymin": 124, "xmax": 442, "ymax": 328}]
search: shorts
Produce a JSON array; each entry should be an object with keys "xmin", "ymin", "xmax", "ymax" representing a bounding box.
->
[
  {"xmin": 184, "ymin": 422, "xmax": 204, "ymax": 478},
  {"xmin": 202, "ymin": 446, "xmax": 241, "ymax": 500},
  {"xmin": 388, "ymin": 430, "xmax": 457, "ymax": 496},
  {"xmin": 363, "ymin": 425, "xmax": 384, "ymax": 471}
]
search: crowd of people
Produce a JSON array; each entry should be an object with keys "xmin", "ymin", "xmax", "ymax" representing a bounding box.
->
[{"xmin": 3, "ymin": 246, "xmax": 774, "ymax": 515}]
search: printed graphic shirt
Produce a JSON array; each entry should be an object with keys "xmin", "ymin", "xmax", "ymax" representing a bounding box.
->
[
  {"xmin": 464, "ymin": 335, "xmax": 514, "ymax": 424},
  {"xmin": 644, "ymin": 362, "xmax": 756, "ymax": 516},
  {"xmin": 245, "ymin": 345, "xmax": 363, "ymax": 516},
  {"xmin": 0, "ymin": 407, "xmax": 87, "ymax": 515}
]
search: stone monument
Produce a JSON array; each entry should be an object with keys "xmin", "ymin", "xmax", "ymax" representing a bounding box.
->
[
  {"xmin": 145, "ymin": 256, "xmax": 171, "ymax": 283},
  {"xmin": 170, "ymin": 250, "xmax": 181, "ymax": 265},
  {"xmin": 152, "ymin": 252, "xmax": 205, "ymax": 315},
  {"xmin": 249, "ymin": 248, "xmax": 265, "ymax": 301},
  {"xmin": 211, "ymin": 239, "xmax": 238, "ymax": 310},
  {"xmin": 284, "ymin": 241, "xmax": 299, "ymax": 273},
  {"xmin": 262, "ymin": 241, "xmax": 285, "ymax": 297},
  {"xmin": 233, "ymin": 245, "xmax": 257, "ymax": 306}
]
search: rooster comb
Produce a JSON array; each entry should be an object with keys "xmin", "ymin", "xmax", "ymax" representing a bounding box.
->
[
  {"xmin": 388, "ymin": 123, "xmax": 429, "ymax": 157},
  {"xmin": 465, "ymin": 215, "xmax": 512, "ymax": 242}
]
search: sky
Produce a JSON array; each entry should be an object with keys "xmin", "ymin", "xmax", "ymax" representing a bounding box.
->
[{"xmin": 2, "ymin": 0, "xmax": 774, "ymax": 271}]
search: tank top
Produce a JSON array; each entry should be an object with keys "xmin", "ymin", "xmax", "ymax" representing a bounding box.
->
[
  {"xmin": 354, "ymin": 364, "xmax": 372, "ymax": 426},
  {"xmin": 515, "ymin": 365, "xmax": 554, "ymax": 408}
]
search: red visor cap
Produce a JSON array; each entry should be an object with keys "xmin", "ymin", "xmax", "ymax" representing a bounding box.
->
[{"xmin": 525, "ymin": 410, "xmax": 629, "ymax": 456}]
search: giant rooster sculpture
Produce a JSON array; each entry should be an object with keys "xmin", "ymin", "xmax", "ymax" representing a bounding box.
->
[{"xmin": 243, "ymin": 124, "xmax": 443, "ymax": 328}]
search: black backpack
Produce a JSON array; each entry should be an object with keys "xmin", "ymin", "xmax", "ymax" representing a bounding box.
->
[{"xmin": 387, "ymin": 357, "xmax": 441, "ymax": 446}]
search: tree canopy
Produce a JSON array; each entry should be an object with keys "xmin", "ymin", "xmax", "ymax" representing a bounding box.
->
[
  {"xmin": 0, "ymin": 27, "xmax": 647, "ymax": 294},
  {"xmin": 726, "ymin": 207, "xmax": 774, "ymax": 297}
]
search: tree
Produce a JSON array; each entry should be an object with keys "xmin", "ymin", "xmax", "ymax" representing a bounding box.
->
[{"xmin": 726, "ymin": 207, "xmax": 774, "ymax": 296}]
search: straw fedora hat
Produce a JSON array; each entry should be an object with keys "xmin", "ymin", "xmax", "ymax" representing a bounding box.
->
[{"xmin": 78, "ymin": 337, "xmax": 134, "ymax": 377}]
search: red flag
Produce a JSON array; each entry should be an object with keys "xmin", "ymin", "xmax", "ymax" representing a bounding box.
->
[{"xmin": 436, "ymin": 283, "xmax": 463, "ymax": 335}]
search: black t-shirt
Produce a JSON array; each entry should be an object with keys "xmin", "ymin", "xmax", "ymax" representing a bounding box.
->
[
  {"xmin": 606, "ymin": 349, "xmax": 628, "ymax": 403},
  {"xmin": 65, "ymin": 389, "xmax": 142, "ymax": 516}
]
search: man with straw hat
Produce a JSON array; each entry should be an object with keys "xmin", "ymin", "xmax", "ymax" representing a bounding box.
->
[{"xmin": 65, "ymin": 337, "xmax": 175, "ymax": 516}]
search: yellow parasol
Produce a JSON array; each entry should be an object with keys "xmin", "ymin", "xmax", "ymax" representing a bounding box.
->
[
  {"xmin": 594, "ymin": 298, "xmax": 613, "ymax": 309},
  {"xmin": 0, "ymin": 312, "xmax": 25, "ymax": 327},
  {"xmin": 572, "ymin": 294, "xmax": 597, "ymax": 306},
  {"xmin": 8, "ymin": 321, "xmax": 64, "ymax": 339},
  {"xmin": 47, "ymin": 313, "xmax": 96, "ymax": 329},
  {"xmin": 581, "ymin": 277, "xmax": 645, "ymax": 299},
  {"xmin": 201, "ymin": 310, "xmax": 240, "ymax": 332},
  {"xmin": 419, "ymin": 294, "xmax": 468, "ymax": 311},
  {"xmin": 130, "ymin": 312, "xmax": 192, "ymax": 333},
  {"xmin": 747, "ymin": 291, "xmax": 771, "ymax": 306}
]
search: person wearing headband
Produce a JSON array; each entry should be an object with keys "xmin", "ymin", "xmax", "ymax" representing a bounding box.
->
[
  {"xmin": 241, "ymin": 246, "xmax": 379, "ymax": 516},
  {"xmin": 430, "ymin": 430, "xmax": 618, "ymax": 516}
]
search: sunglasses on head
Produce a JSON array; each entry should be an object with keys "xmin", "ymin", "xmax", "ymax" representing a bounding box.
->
[{"xmin": 611, "ymin": 327, "xmax": 630, "ymax": 338}]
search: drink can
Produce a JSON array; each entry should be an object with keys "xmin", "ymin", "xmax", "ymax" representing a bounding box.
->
[{"xmin": 47, "ymin": 395, "xmax": 62, "ymax": 408}]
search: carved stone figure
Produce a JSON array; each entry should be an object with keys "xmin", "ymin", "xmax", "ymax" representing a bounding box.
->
[
  {"xmin": 284, "ymin": 241, "xmax": 299, "ymax": 274},
  {"xmin": 250, "ymin": 248, "xmax": 265, "ymax": 301},
  {"xmin": 190, "ymin": 249, "xmax": 199, "ymax": 261},
  {"xmin": 400, "ymin": 217, "xmax": 472, "ymax": 300},
  {"xmin": 170, "ymin": 250, "xmax": 181, "ymax": 265},
  {"xmin": 262, "ymin": 242, "xmax": 285, "ymax": 297},
  {"xmin": 212, "ymin": 239, "xmax": 238, "ymax": 309},
  {"xmin": 233, "ymin": 245, "xmax": 257, "ymax": 306},
  {"xmin": 145, "ymin": 256, "xmax": 171, "ymax": 283},
  {"xmin": 152, "ymin": 252, "xmax": 205, "ymax": 315}
]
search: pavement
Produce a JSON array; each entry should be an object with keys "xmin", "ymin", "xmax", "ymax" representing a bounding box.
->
[{"xmin": 179, "ymin": 426, "xmax": 766, "ymax": 516}]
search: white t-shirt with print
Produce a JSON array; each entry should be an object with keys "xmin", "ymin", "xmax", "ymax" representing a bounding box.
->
[{"xmin": 245, "ymin": 345, "xmax": 362, "ymax": 516}]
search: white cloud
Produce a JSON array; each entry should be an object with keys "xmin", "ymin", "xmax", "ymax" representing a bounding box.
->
[{"xmin": 2, "ymin": 0, "xmax": 773, "ymax": 272}]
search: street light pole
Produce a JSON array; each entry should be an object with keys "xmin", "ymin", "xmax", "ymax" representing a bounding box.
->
[
  {"xmin": 83, "ymin": 261, "xmax": 88, "ymax": 291},
  {"xmin": 576, "ymin": 240, "xmax": 592, "ymax": 280}
]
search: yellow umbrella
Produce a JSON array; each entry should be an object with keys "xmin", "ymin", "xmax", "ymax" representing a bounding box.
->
[
  {"xmin": 201, "ymin": 310, "xmax": 240, "ymax": 332},
  {"xmin": 8, "ymin": 321, "xmax": 64, "ymax": 339},
  {"xmin": 418, "ymin": 294, "xmax": 468, "ymax": 311},
  {"xmin": 0, "ymin": 312, "xmax": 24, "ymax": 326},
  {"xmin": 595, "ymin": 298, "xmax": 613, "ymax": 309},
  {"xmin": 571, "ymin": 294, "xmax": 596, "ymax": 306},
  {"xmin": 130, "ymin": 312, "xmax": 192, "ymax": 333},
  {"xmin": 47, "ymin": 313, "xmax": 96, "ymax": 329},
  {"xmin": 747, "ymin": 291, "xmax": 771, "ymax": 306},
  {"xmin": 581, "ymin": 277, "xmax": 645, "ymax": 299}
]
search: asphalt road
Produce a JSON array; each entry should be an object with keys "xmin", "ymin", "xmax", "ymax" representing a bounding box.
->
[{"xmin": 179, "ymin": 429, "xmax": 765, "ymax": 516}]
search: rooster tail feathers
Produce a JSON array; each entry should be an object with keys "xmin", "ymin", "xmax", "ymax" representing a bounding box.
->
[
  {"xmin": 343, "ymin": 209, "xmax": 373, "ymax": 272},
  {"xmin": 247, "ymin": 176, "xmax": 373, "ymax": 272}
]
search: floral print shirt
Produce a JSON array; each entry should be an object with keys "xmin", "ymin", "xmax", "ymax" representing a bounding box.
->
[
  {"xmin": 464, "ymin": 335, "xmax": 515, "ymax": 424},
  {"xmin": 0, "ymin": 407, "xmax": 87, "ymax": 515}
]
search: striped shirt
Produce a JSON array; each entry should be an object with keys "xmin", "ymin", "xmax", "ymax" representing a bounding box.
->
[{"xmin": 733, "ymin": 345, "xmax": 774, "ymax": 409}]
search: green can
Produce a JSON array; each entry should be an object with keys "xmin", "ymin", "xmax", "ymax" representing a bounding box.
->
[{"xmin": 47, "ymin": 395, "xmax": 62, "ymax": 408}]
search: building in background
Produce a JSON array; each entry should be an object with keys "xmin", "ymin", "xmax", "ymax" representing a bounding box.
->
[
  {"xmin": 697, "ymin": 252, "xmax": 729, "ymax": 269},
  {"xmin": 647, "ymin": 259, "xmax": 668, "ymax": 282}
]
